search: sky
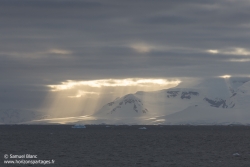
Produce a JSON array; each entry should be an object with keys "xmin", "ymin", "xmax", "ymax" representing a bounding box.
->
[{"xmin": 1, "ymin": 0, "xmax": 250, "ymax": 116}]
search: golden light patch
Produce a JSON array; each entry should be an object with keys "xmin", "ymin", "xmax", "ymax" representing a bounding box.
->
[
  {"xmin": 48, "ymin": 78, "xmax": 181, "ymax": 91},
  {"xmin": 219, "ymin": 75, "xmax": 231, "ymax": 79},
  {"xmin": 130, "ymin": 43, "xmax": 153, "ymax": 53},
  {"xmin": 206, "ymin": 50, "xmax": 218, "ymax": 54},
  {"xmin": 231, "ymin": 48, "xmax": 250, "ymax": 56},
  {"xmin": 207, "ymin": 48, "xmax": 250, "ymax": 56},
  {"xmin": 43, "ymin": 78, "xmax": 181, "ymax": 118},
  {"xmin": 68, "ymin": 90, "xmax": 99, "ymax": 98},
  {"xmin": 48, "ymin": 49, "xmax": 72, "ymax": 55}
]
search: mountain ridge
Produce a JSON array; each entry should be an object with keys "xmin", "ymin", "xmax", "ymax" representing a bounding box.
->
[
  {"xmin": 2, "ymin": 77, "xmax": 250, "ymax": 125},
  {"xmin": 95, "ymin": 77, "xmax": 250, "ymax": 125}
]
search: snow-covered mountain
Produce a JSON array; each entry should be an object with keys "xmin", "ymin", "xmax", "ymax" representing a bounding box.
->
[
  {"xmin": 95, "ymin": 94, "xmax": 149, "ymax": 118},
  {"xmin": 95, "ymin": 77, "xmax": 250, "ymax": 125},
  {"xmin": 154, "ymin": 105, "xmax": 250, "ymax": 125},
  {"xmin": 0, "ymin": 109, "xmax": 49, "ymax": 124},
  {"xmin": 226, "ymin": 80, "xmax": 250, "ymax": 109},
  {"xmin": 2, "ymin": 77, "xmax": 250, "ymax": 125}
]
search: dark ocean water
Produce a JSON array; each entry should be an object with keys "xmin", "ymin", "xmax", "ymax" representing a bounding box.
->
[{"xmin": 1, "ymin": 125, "xmax": 250, "ymax": 167}]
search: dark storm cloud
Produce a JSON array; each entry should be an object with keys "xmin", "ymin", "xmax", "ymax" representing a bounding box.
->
[{"xmin": 1, "ymin": 0, "xmax": 250, "ymax": 109}]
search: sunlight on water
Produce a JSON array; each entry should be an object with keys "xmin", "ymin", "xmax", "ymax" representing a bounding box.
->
[{"xmin": 30, "ymin": 115, "xmax": 96, "ymax": 124}]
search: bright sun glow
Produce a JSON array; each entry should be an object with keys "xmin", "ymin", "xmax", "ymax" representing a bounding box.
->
[
  {"xmin": 48, "ymin": 49, "xmax": 72, "ymax": 55},
  {"xmin": 68, "ymin": 90, "xmax": 99, "ymax": 98},
  {"xmin": 231, "ymin": 48, "xmax": 250, "ymax": 56},
  {"xmin": 207, "ymin": 49, "xmax": 218, "ymax": 54},
  {"xmin": 43, "ymin": 78, "xmax": 181, "ymax": 118},
  {"xmin": 130, "ymin": 43, "xmax": 153, "ymax": 53},
  {"xmin": 48, "ymin": 78, "xmax": 181, "ymax": 91},
  {"xmin": 207, "ymin": 47, "xmax": 250, "ymax": 56},
  {"xmin": 219, "ymin": 75, "xmax": 231, "ymax": 79}
]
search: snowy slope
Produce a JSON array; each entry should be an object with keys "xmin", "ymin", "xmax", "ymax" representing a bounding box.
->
[
  {"xmin": 226, "ymin": 80, "xmax": 250, "ymax": 109},
  {"xmin": 0, "ymin": 109, "xmax": 48, "ymax": 124},
  {"xmin": 95, "ymin": 94, "xmax": 149, "ymax": 118},
  {"xmin": 133, "ymin": 78, "xmax": 234, "ymax": 116},
  {"xmin": 154, "ymin": 106, "xmax": 250, "ymax": 125},
  {"xmin": 135, "ymin": 88, "xmax": 204, "ymax": 116},
  {"xmin": 95, "ymin": 77, "xmax": 250, "ymax": 125},
  {"xmin": 227, "ymin": 77, "xmax": 250, "ymax": 93}
]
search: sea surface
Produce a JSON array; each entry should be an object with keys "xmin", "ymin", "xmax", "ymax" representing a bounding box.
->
[{"xmin": 1, "ymin": 125, "xmax": 250, "ymax": 167}]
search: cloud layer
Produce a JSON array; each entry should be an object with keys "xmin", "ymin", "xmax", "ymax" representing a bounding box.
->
[{"xmin": 1, "ymin": 0, "xmax": 250, "ymax": 111}]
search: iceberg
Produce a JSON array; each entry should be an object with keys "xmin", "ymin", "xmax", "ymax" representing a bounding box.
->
[
  {"xmin": 139, "ymin": 127, "xmax": 147, "ymax": 130},
  {"xmin": 72, "ymin": 124, "xmax": 86, "ymax": 128}
]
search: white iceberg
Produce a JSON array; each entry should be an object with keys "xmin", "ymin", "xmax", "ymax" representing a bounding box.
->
[
  {"xmin": 233, "ymin": 153, "xmax": 240, "ymax": 156},
  {"xmin": 139, "ymin": 127, "xmax": 147, "ymax": 130},
  {"xmin": 72, "ymin": 124, "xmax": 86, "ymax": 128}
]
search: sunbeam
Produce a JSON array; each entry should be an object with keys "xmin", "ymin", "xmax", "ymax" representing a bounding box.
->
[{"xmin": 43, "ymin": 78, "xmax": 181, "ymax": 118}]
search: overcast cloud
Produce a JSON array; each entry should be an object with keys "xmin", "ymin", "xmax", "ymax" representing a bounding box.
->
[{"xmin": 1, "ymin": 0, "xmax": 250, "ymax": 111}]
